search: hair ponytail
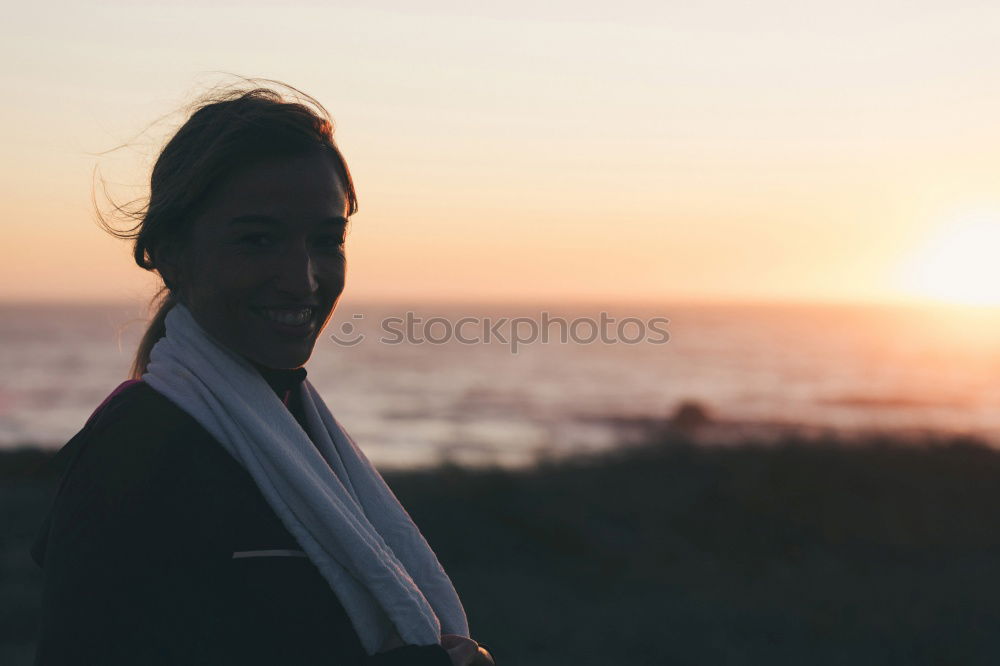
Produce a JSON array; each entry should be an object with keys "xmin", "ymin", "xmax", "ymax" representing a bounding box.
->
[{"xmin": 129, "ymin": 287, "xmax": 178, "ymax": 380}]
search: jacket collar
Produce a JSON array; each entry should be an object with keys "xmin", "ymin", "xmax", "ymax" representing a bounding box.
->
[{"xmin": 248, "ymin": 361, "xmax": 308, "ymax": 404}]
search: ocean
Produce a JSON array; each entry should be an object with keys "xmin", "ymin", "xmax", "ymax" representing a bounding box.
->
[{"xmin": 2, "ymin": 301, "xmax": 999, "ymax": 469}]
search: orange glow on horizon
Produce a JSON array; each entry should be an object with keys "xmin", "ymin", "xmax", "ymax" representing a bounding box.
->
[{"xmin": 897, "ymin": 216, "xmax": 1000, "ymax": 307}]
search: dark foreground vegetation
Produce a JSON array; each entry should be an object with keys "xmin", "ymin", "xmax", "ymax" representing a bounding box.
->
[{"xmin": 4, "ymin": 432, "xmax": 1000, "ymax": 665}]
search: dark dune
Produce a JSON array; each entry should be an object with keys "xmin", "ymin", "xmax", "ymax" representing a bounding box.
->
[{"xmin": 4, "ymin": 432, "xmax": 1000, "ymax": 665}]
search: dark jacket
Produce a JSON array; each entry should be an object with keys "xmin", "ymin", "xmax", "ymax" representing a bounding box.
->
[{"xmin": 31, "ymin": 367, "xmax": 453, "ymax": 666}]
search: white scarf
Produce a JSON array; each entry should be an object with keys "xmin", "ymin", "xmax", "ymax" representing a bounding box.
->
[{"xmin": 142, "ymin": 302, "xmax": 469, "ymax": 655}]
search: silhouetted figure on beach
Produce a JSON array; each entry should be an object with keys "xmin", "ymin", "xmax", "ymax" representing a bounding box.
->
[{"xmin": 32, "ymin": 80, "xmax": 495, "ymax": 666}]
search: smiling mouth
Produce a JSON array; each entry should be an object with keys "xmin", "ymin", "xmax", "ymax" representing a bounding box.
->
[{"xmin": 251, "ymin": 307, "xmax": 315, "ymax": 327}]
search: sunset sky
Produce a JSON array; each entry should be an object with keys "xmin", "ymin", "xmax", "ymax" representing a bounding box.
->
[{"xmin": 2, "ymin": 1, "xmax": 1000, "ymax": 306}]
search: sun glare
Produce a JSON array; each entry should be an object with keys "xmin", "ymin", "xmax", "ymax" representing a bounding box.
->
[{"xmin": 899, "ymin": 216, "xmax": 1000, "ymax": 307}]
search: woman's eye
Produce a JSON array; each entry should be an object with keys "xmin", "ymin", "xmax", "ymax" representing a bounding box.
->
[
  {"xmin": 240, "ymin": 233, "xmax": 273, "ymax": 247},
  {"xmin": 319, "ymin": 235, "xmax": 346, "ymax": 249}
]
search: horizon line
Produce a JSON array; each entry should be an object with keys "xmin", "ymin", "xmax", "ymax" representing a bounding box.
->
[{"xmin": 2, "ymin": 294, "xmax": 999, "ymax": 312}]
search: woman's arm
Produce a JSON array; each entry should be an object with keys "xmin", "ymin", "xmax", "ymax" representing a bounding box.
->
[{"xmin": 34, "ymin": 421, "xmax": 190, "ymax": 665}]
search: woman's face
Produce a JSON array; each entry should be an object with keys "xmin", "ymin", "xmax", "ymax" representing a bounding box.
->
[{"xmin": 169, "ymin": 150, "xmax": 349, "ymax": 370}]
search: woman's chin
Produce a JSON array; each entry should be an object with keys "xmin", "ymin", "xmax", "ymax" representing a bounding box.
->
[{"xmin": 244, "ymin": 344, "xmax": 314, "ymax": 371}]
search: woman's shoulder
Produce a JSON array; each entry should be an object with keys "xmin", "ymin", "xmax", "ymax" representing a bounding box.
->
[
  {"xmin": 48, "ymin": 379, "xmax": 219, "ymax": 493},
  {"xmin": 86, "ymin": 379, "xmax": 191, "ymax": 437},
  {"xmin": 31, "ymin": 380, "xmax": 233, "ymax": 567}
]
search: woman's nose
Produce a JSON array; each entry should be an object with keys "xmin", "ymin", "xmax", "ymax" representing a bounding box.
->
[{"xmin": 275, "ymin": 242, "xmax": 320, "ymax": 297}]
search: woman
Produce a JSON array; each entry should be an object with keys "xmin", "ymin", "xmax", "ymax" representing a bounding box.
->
[{"xmin": 32, "ymin": 82, "xmax": 495, "ymax": 666}]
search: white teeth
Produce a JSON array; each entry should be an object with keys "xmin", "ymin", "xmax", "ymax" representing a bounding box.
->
[{"xmin": 258, "ymin": 308, "xmax": 312, "ymax": 326}]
